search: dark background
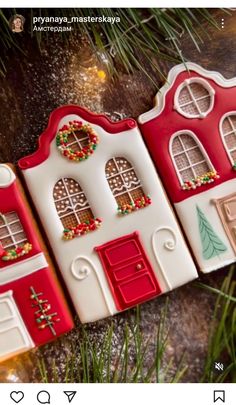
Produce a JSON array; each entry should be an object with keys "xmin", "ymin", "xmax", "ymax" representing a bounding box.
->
[{"xmin": 0, "ymin": 8, "xmax": 235, "ymax": 382}]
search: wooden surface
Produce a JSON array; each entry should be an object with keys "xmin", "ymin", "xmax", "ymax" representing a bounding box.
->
[{"xmin": 0, "ymin": 9, "xmax": 235, "ymax": 382}]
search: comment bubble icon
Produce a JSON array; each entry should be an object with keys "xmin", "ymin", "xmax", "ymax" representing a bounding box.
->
[{"xmin": 37, "ymin": 390, "xmax": 51, "ymax": 404}]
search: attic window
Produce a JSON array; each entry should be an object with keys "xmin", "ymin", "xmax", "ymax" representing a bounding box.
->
[
  {"xmin": 220, "ymin": 113, "xmax": 236, "ymax": 168},
  {"xmin": 56, "ymin": 121, "xmax": 99, "ymax": 162},
  {"xmin": 0, "ymin": 212, "xmax": 32, "ymax": 261},
  {"xmin": 174, "ymin": 78, "xmax": 215, "ymax": 119},
  {"xmin": 53, "ymin": 178, "xmax": 101, "ymax": 240},
  {"xmin": 105, "ymin": 157, "xmax": 151, "ymax": 215}
]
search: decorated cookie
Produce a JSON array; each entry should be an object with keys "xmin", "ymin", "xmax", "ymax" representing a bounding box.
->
[
  {"xmin": 0, "ymin": 164, "xmax": 73, "ymax": 363},
  {"xmin": 139, "ymin": 62, "xmax": 236, "ymax": 273},
  {"xmin": 19, "ymin": 106, "xmax": 197, "ymax": 323}
]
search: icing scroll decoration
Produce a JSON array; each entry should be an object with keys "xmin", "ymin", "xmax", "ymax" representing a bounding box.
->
[
  {"xmin": 71, "ymin": 256, "xmax": 113, "ymax": 315},
  {"xmin": 0, "ymin": 212, "xmax": 32, "ymax": 261},
  {"xmin": 152, "ymin": 227, "xmax": 177, "ymax": 290},
  {"xmin": 56, "ymin": 120, "xmax": 99, "ymax": 162},
  {"xmin": 105, "ymin": 157, "xmax": 151, "ymax": 215},
  {"xmin": 196, "ymin": 205, "xmax": 227, "ymax": 260}
]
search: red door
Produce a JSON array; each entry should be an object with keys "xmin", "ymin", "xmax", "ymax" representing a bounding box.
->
[{"xmin": 95, "ymin": 231, "xmax": 161, "ymax": 311}]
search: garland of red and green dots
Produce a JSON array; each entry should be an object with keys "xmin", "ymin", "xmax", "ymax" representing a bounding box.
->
[
  {"xmin": 56, "ymin": 120, "xmax": 99, "ymax": 162},
  {"xmin": 117, "ymin": 195, "xmax": 152, "ymax": 215},
  {"xmin": 0, "ymin": 242, "xmax": 32, "ymax": 261},
  {"xmin": 182, "ymin": 171, "xmax": 220, "ymax": 191},
  {"xmin": 63, "ymin": 218, "xmax": 102, "ymax": 240}
]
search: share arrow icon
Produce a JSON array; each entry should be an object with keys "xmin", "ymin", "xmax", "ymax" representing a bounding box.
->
[{"xmin": 63, "ymin": 391, "xmax": 77, "ymax": 403}]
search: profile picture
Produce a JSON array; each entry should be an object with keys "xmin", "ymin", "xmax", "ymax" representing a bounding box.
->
[{"xmin": 9, "ymin": 14, "xmax": 25, "ymax": 33}]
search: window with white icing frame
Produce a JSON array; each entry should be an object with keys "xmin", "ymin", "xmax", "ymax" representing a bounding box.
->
[
  {"xmin": 0, "ymin": 291, "xmax": 33, "ymax": 359},
  {"xmin": 0, "ymin": 212, "xmax": 28, "ymax": 251},
  {"xmin": 174, "ymin": 78, "xmax": 215, "ymax": 119},
  {"xmin": 105, "ymin": 157, "xmax": 146, "ymax": 207},
  {"xmin": 220, "ymin": 112, "xmax": 236, "ymax": 165},
  {"xmin": 169, "ymin": 130, "xmax": 214, "ymax": 184},
  {"xmin": 53, "ymin": 178, "xmax": 94, "ymax": 229}
]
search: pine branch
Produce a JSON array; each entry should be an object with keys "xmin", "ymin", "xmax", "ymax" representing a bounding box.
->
[{"xmin": 0, "ymin": 8, "xmax": 225, "ymax": 80}]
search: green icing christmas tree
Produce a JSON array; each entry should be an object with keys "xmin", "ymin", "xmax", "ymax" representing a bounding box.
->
[{"xmin": 196, "ymin": 205, "xmax": 227, "ymax": 260}]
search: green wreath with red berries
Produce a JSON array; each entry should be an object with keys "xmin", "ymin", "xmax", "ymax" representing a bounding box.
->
[{"xmin": 56, "ymin": 120, "xmax": 99, "ymax": 162}]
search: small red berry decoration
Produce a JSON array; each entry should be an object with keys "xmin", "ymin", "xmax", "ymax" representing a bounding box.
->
[
  {"xmin": 182, "ymin": 171, "xmax": 220, "ymax": 191},
  {"xmin": 117, "ymin": 195, "xmax": 152, "ymax": 215},
  {"xmin": 1, "ymin": 242, "xmax": 32, "ymax": 261},
  {"xmin": 56, "ymin": 120, "xmax": 99, "ymax": 162},
  {"xmin": 63, "ymin": 218, "xmax": 102, "ymax": 240}
]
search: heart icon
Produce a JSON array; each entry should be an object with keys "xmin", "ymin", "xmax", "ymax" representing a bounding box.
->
[{"xmin": 10, "ymin": 391, "xmax": 24, "ymax": 403}]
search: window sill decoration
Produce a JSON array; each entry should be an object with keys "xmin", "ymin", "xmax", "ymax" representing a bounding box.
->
[
  {"xmin": 182, "ymin": 171, "xmax": 220, "ymax": 191},
  {"xmin": 63, "ymin": 218, "xmax": 102, "ymax": 240},
  {"xmin": 0, "ymin": 243, "xmax": 32, "ymax": 261},
  {"xmin": 117, "ymin": 195, "xmax": 152, "ymax": 215},
  {"xmin": 56, "ymin": 120, "xmax": 99, "ymax": 162}
]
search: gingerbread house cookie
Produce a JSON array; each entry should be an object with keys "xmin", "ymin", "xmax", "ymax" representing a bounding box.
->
[
  {"xmin": 19, "ymin": 105, "xmax": 197, "ymax": 323},
  {"xmin": 0, "ymin": 164, "xmax": 73, "ymax": 362},
  {"xmin": 139, "ymin": 62, "xmax": 236, "ymax": 273}
]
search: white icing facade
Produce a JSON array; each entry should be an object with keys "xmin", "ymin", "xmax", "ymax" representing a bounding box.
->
[{"xmin": 20, "ymin": 109, "xmax": 197, "ymax": 323}]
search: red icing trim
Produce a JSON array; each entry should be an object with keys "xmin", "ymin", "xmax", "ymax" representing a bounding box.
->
[
  {"xmin": 140, "ymin": 70, "xmax": 236, "ymax": 203},
  {"xmin": 18, "ymin": 105, "xmax": 137, "ymax": 169}
]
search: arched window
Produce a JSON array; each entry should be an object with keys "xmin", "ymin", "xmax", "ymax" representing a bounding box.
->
[
  {"xmin": 174, "ymin": 78, "xmax": 215, "ymax": 119},
  {"xmin": 53, "ymin": 178, "xmax": 93, "ymax": 230},
  {"xmin": 0, "ymin": 212, "xmax": 31, "ymax": 260},
  {"xmin": 220, "ymin": 113, "xmax": 236, "ymax": 166},
  {"xmin": 170, "ymin": 132, "xmax": 215, "ymax": 188},
  {"xmin": 105, "ymin": 157, "xmax": 151, "ymax": 214}
]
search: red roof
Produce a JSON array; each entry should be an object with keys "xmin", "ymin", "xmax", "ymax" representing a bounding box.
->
[{"xmin": 19, "ymin": 105, "xmax": 137, "ymax": 170}]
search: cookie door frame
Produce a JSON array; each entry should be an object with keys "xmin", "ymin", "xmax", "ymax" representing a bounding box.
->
[{"xmin": 213, "ymin": 192, "xmax": 236, "ymax": 254}]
